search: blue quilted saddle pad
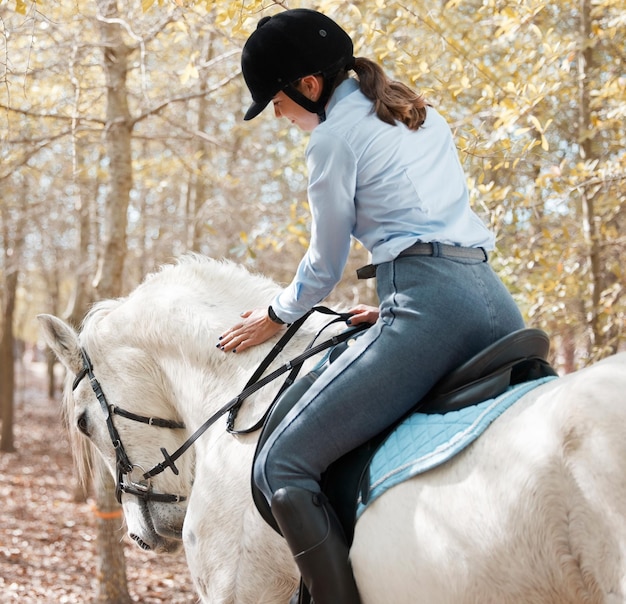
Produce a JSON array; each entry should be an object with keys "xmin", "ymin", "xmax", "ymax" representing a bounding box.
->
[{"xmin": 356, "ymin": 376, "xmax": 557, "ymax": 517}]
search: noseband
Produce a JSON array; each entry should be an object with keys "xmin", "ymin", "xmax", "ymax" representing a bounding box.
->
[{"xmin": 73, "ymin": 348, "xmax": 187, "ymax": 504}]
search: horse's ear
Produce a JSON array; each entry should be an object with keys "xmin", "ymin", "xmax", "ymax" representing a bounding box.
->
[{"xmin": 37, "ymin": 314, "xmax": 83, "ymax": 375}]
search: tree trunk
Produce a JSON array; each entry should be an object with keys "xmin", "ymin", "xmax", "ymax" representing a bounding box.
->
[
  {"xmin": 189, "ymin": 33, "xmax": 215, "ymax": 253},
  {"xmin": 0, "ymin": 267, "xmax": 18, "ymax": 453},
  {"xmin": 94, "ymin": 457, "xmax": 132, "ymax": 604},
  {"xmin": 578, "ymin": 0, "xmax": 608, "ymax": 358},
  {"xmin": 92, "ymin": 0, "xmax": 133, "ymax": 297},
  {"xmin": 89, "ymin": 1, "xmax": 135, "ymax": 601},
  {"xmin": 0, "ymin": 197, "xmax": 25, "ymax": 453},
  {"xmin": 64, "ymin": 138, "xmax": 97, "ymax": 329}
]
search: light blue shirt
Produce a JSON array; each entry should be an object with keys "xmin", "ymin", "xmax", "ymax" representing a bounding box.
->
[{"xmin": 272, "ymin": 78, "xmax": 495, "ymax": 323}]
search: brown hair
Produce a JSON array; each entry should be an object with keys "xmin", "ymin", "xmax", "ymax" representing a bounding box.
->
[{"xmin": 352, "ymin": 57, "xmax": 427, "ymax": 131}]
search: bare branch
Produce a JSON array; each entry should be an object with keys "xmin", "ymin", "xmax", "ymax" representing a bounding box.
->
[
  {"xmin": 0, "ymin": 129, "xmax": 73, "ymax": 181},
  {"xmin": 131, "ymin": 68, "xmax": 242, "ymax": 127}
]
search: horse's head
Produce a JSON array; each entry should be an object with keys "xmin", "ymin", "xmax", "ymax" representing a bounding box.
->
[{"xmin": 38, "ymin": 310, "xmax": 194, "ymax": 554}]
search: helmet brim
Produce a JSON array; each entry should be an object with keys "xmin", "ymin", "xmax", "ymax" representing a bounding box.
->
[{"xmin": 244, "ymin": 98, "xmax": 270, "ymax": 121}]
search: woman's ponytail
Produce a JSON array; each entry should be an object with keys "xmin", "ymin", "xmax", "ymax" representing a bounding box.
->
[{"xmin": 352, "ymin": 57, "xmax": 427, "ymax": 131}]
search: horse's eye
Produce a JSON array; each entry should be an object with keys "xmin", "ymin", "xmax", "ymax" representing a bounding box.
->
[{"xmin": 77, "ymin": 412, "xmax": 90, "ymax": 437}]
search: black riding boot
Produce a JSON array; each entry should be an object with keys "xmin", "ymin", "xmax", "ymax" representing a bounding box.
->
[{"xmin": 271, "ymin": 486, "xmax": 361, "ymax": 604}]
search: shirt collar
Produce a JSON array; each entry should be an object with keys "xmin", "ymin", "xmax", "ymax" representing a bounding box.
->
[{"xmin": 325, "ymin": 77, "xmax": 360, "ymax": 118}]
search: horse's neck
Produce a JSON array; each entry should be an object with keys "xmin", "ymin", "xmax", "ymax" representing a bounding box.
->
[
  {"xmin": 166, "ymin": 324, "xmax": 321, "ymax": 446},
  {"xmin": 212, "ymin": 328, "xmax": 320, "ymax": 430}
]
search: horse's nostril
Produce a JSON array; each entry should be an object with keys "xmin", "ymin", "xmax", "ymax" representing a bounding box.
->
[{"xmin": 130, "ymin": 534, "xmax": 151, "ymax": 551}]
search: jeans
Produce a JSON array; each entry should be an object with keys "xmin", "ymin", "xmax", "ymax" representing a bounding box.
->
[{"xmin": 253, "ymin": 251, "xmax": 525, "ymax": 502}]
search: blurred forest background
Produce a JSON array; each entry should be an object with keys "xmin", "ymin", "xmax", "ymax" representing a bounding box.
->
[{"xmin": 1, "ymin": 0, "xmax": 624, "ymax": 436}]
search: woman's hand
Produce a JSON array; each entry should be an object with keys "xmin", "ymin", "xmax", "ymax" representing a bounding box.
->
[
  {"xmin": 217, "ymin": 307, "xmax": 284, "ymax": 353},
  {"xmin": 346, "ymin": 304, "xmax": 379, "ymax": 326}
]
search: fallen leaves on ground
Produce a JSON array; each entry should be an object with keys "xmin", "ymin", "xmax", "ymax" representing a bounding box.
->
[{"xmin": 0, "ymin": 362, "xmax": 198, "ymax": 603}]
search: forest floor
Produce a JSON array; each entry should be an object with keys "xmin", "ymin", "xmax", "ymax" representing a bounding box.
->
[{"xmin": 0, "ymin": 361, "xmax": 198, "ymax": 603}]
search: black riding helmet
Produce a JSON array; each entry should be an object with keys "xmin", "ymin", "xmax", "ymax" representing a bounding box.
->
[{"xmin": 241, "ymin": 9, "xmax": 354, "ymax": 122}]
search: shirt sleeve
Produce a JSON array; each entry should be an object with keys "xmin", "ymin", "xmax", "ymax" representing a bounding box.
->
[{"xmin": 271, "ymin": 130, "xmax": 357, "ymax": 323}]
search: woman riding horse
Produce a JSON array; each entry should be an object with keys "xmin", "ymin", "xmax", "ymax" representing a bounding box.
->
[{"xmin": 218, "ymin": 9, "xmax": 525, "ymax": 603}]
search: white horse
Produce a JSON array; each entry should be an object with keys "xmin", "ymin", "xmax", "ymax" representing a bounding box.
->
[{"xmin": 39, "ymin": 255, "xmax": 626, "ymax": 604}]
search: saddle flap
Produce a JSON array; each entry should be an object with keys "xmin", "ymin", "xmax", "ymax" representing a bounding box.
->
[{"xmin": 251, "ymin": 373, "xmax": 322, "ymax": 535}]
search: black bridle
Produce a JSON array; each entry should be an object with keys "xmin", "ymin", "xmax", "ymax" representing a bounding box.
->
[
  {"xmin": 73, "ymin": 348, "xmax": 187, "ymax": 504},
  {"xmin": 73, "ymin": 307, "xmax": 369, "ymax": 505}
]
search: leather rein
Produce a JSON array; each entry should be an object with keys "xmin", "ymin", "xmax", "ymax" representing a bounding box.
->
[{"xmin": 72, "ymin": 306, "xmax": 368, "ymax": 505}]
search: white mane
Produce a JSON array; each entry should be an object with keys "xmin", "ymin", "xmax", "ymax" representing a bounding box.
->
[{"xmin": 83, "ymin": 256, "xmax": 281, "ymax": 360}]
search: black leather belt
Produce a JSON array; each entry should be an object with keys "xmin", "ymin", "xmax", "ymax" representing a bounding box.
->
[{"xmin": 356, "ymin": 242, "xmax": 488, "ymax": 279}]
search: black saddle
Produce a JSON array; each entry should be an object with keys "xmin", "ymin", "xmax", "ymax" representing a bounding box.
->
[{"xmin": 252, "ymin": 328, "xmax": 558, "ymax": 539}]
